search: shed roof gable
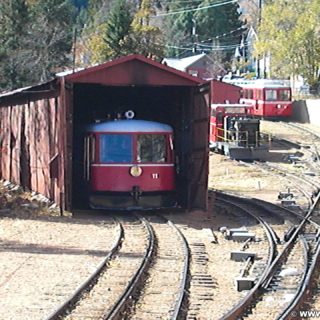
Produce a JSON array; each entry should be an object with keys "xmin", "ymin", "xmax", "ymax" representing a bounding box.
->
[{"xmin": 63, "ymin": 54, "xmax": 204, "ymax": 86}]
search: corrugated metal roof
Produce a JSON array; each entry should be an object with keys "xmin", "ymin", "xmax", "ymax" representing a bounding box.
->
[
  {"xmin": 162, "ymin": 53, "xmax": 208, "ymax": 71},
  {"xmin": 55, "ymin": 67, "xmax": 85, "ymax": 77},
  {"xmin": 0, "ymin": 85, "xmax": 35, "ymax": 98},
  {"xmin": 0, "ymin": 79, "xmax": 58, "ymax": 103}
]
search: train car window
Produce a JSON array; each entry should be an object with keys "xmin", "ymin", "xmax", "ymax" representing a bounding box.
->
[
  {"xmin": 278, "ymin": 89, "xmax": 291, "ymax": 101},
  {"xmin": 90, "ymin": 135, "xmax": 95, "ymax": 162},
  {"xmin": 256, "ymin": 90, "xmax": 263, "ymax": 100},
  {"xmin": 100, "ymin": 134, "xmax": 133, "ymax": 163},
  {"xmin": 137, "ymin": 134, "xmax": 166, "ymax": 163},
  {"xmin": 265, "ymin": 89, "xmax": 277, "ymax": 101},
  {"xmin": 211, "ymin": 108, "xmax": 216, "ymax": 117}
]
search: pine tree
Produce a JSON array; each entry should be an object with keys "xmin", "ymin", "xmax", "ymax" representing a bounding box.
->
[
  {"xmin": 163, "ymin": 0, "xmax": 201, "ymax": 57},
  {"xmin": 163, "ymin": 0, "xmax": 244, "ymax": 60},
  {"xmin": 195, "ymin": 0, "xmax": 243, "ymax": 60},
  {"xmin": 256, "ymin": 0, "xmax": 320, "ymax": 89},
  {"xmin": 0, "ymin": 0, "xmax": 30, "ymax": 90},
  {"xmin": 103, "ymin": 0, "xmax": 133, "ymax": 59},
  {"xmin": 28, "ymin": 0, "xmax": 76, "ymax": 81}
]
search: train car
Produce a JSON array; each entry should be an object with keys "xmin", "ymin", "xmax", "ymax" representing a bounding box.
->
[
  {"xmin": 210, "ymin": 104, "xmax": 268, "ymax": 160},
  {"xmin": 84, "ymin": 114, "xmax": 176, "ymax": 210},
  {"xmin": 225, "ymin": 79, "xmax": 292, "ymax": 119}
]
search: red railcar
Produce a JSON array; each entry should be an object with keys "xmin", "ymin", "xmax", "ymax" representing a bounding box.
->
[
  {"xmin": 84, "ymin": 118, "xmax": 176, "ymax": 209},
  {"xmin": 226, "ymin": 79, "xmax": 292, "ymax": 119},
  {"xmin": 210, "ymin": 104, "xmax": 268, "ymax": 160}
]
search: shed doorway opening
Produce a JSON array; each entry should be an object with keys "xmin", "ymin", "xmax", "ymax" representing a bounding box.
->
[{"xmin": 71, "ymin": 83, "xmax": 192, "ymax": 210}]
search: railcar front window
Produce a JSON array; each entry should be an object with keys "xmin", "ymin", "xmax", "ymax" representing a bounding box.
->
[
  {"xmin": 265, "ymin": 89, "xmax": 277, "ymax": 101},
  {"xmin": 100, "ymin": 134, "xmax": 132, "ymax": 163},
  {"xmin": 279, "ymin": 89, "xmax": 291, "ymax": 101},
  {"xmin": 137, "ymin": 134, "xmax": 166, "ymax": 163}
]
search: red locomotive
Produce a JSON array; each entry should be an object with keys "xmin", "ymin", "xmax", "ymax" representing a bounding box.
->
[
  {"xmin": 225, "ymin": 79, "xmax": 292, "ymax": 119},
  {"xmin": 210, "ymin": 104, "xmax": 268, "ymax": 160},
  {"xmin": 84, "ymin": 114, "xmax": 176, "ymax": 209}
]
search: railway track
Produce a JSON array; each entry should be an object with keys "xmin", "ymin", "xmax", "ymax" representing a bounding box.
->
[
  {"xmin": 238, "ymin": 157, "xmax": 318, "ymax": 212},
  {"xmin": 215, "ymin": 192, "xmax": 320, "ymax": 320},
  {"xmin": 266, "ymin": 121, "xmax": 320, "ymax": 174},
  {"xmin": 283, "ymin": 122, "xmax": 320, "ymax": 161},
  {"xmin": 45, "ymin": 213, "xmax": 190, "ymax": 320},
  {"xmin": 128, "ymin": 214, "xmax": 189, "ymax": 319},
  {"xmin": 209, "ymin": 120, "xmax": 320, "ymax": 319},
  {"xmin": 47, "ymin": 215, "xmax": 153, "ymax": 320}
]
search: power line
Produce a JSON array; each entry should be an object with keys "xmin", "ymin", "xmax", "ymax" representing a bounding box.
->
[
  {"xmin": 164, "ymin": 41, "xmax": 251, "ymax": 52},
  {"xmin": 152, "ymin": 0, "xmax": 238, "ymax": 17},
  {"xmin": 160, "ymin": 0, "xmax": 202, "ymax": 3}
]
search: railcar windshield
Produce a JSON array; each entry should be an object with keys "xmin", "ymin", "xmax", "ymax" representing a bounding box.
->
[
  {"xmin": 137, "ymin": 134, "xmax": 167, "ymax": 163},
  {"xmin": 100, "ymin": 134, "xmax": 132, "ymax": 163}
]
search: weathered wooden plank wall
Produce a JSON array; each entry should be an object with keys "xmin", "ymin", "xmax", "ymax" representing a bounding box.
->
[{"xmin": 0, "ymin": 96, "xmax": 63, "ymax": 207}]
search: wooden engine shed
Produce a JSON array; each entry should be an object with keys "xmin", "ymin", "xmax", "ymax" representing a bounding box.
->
[
  {"xmin": 0, "ymin": 54, "xmax": 210, "ymax": 212},
  {"xmin": 210, "ymin": 80, "xmax": 242, "ymax": 104}
]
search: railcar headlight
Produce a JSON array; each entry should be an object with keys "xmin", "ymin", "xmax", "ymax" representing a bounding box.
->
[{"xmin": 130, "ymin": 165, "xmax": 142, "ymax": 177}]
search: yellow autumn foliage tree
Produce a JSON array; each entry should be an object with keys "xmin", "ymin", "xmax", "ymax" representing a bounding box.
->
[{"xmin": 255, "ymin": 0, "xmax": 320, "ymax": 88}]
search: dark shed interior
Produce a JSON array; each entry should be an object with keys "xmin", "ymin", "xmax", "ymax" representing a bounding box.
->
[{"xmin": 72, "ymin": 83, "xmax": 194, "ymax": 209}]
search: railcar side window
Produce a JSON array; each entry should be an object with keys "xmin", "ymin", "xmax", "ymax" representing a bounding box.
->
[
  {"xmin": 265, "ymin": 89, "xmax": 277, "ymax": 101},
  {"xmin": 100, "ymin": 134, "xmax": 132, "ymax": 163},
  {"xmin": 137, "ymin": 134, "xmax": 166, "ymax": 163},
  {"xmin": 256, "ymin": 90, "xmax": 263, "ymax": 100},
  {"xmin": 279, "ymin": 89, "xmax": 291, "ymax": 101},
  {"xmin": 243, "ymin": 89, "xmax": 253, "ymax": 99}
]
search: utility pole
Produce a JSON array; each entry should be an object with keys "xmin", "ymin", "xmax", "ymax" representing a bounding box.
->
[
  {"xmin": 257, "ymin": 0, "xmax": 262, "ymax": 78},
  {"xmin": 258, "ymin": 0, "xmax": 262, "ymax": 23},
  {"xmin": 192, "ymin": 19, "xmax": 197, "ymax": 54}
]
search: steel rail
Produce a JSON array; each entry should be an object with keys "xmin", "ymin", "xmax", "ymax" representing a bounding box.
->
[
  {"xmin": 242, "ymin": 160, "xmax": 315, "ymax": 209},
  {"xmin": 279, "ymin": 121, "xmax": 320, "ymax": 169},
  {"xmin": 45, "ymin": 218, "xmax": 123, "ymax": 320},
  {"xmin": 167, "ymin": 220, "xmax": 190, "ymax": 320},
  {"xmin": 216, "ymin": 194, "xmax": 277, "ymax": 320},
  {"xmin": 275, "ymin": 187, "xmax": 320, "ymax": 319},
  {"xmin": 276, "ymin": 235, "xmax": 309, "ymax": 319},
  {"xmin": 102, "ymin": 216, "xmax": 155, "ymax": 320}
]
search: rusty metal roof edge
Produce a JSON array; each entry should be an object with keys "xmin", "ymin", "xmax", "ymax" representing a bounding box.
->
[
  {"xmin": 0, "ymin": 78, "xmax": 59, "ymax": 103},
  {"xmin": 61, "ymin": 54, "xmax": 206, "ymax": 85}
]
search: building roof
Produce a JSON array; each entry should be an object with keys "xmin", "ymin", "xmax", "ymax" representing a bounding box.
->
[
  {"xmin": 0, "ymin": 79, "xmax": 59, "ymax": 106},
  {"xmin": 61, "ymin": 54, "xmax": 205, "ymax": 86},
  {"xmin": 228, "ymin": 79, "xmax": 291, "ymax": 88},
  {"xmin": 0, "ymin": 54, "xmax": 206, "ymax": 104},
  {"xmin": 162, "ymin": 53, "xmax": 210, "ymax": 71}
]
